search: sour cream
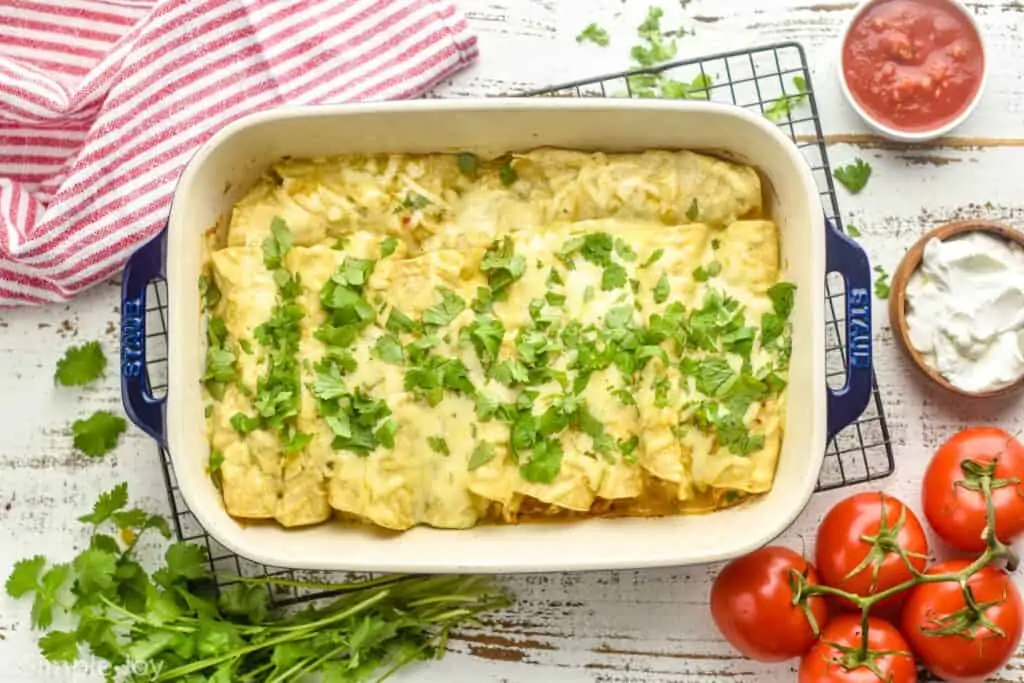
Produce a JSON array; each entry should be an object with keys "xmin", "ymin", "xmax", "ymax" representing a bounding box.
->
[{"xmin": 905, "ymin": 230, "xmax": 1024, "ymax": 394}]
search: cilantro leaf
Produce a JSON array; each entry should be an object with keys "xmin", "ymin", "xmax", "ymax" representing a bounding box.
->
[
  {"xmin": 576, "ymin": 22, "xmax": 609, "ymax": 46},
  {"xmin": 763, "ymin": 75, "xmax": 809, "ymax": 122},
  {"xmin": 73, "ymin": 548, "xmax": 118, "ymax": 594},
  {"xmin": 694, "ymin": 357, "xmax": 738, "ymax": 398},
  {"xmin": 39, "ymin": 630, "xmax": 79, "ymax": 663},
  {"xmin": 395, "ymin": 193, "xmax": 430, "ymax": 213},
  {"xmin": 72, "ymin": 410, "xmax": 127, "ymax": 458},
  {"xmin": 614, "ymin": 238, "xmax": 637, "ymax": 262},
  {"xmin": 490, "ymin": 359, "xmax": 530, "ymax": 387},
  {"xmin": 372, "ymin": 333, "xmax": 404, "ymax": 365},
  {"xmin": 499, "ymin": 161, "xmax": 517, "ymax": 186},
  {"xmin": 461, "ymin": 315, "xmax": 505, "ymax": 369},
  {"xmin": 641, "ymin": 248, "xmax": 664, "ymax": 268},
  {"xmin": 480, "ymin": 237, "xmax": 526, "ymax": 300},
  {"xmin": 385, "ymin": 308, "xmax": 416, "ymax": 335},
  {"xmin": 653, "ymin": 272, "xmax": 670, "ymax": 304},
  {"xmin": 422, "ymin": 288, "xmax": 466, "ymax": 328},
  {"xmin": 519, "ymin": 440, "xmax": 564, "ymax": 484},
  {"xmin": 218, "ymin": 583, "xmax": 270, "ymax": 625},
  {"xmin": 468, "ymin": 442, "xmax": 496, "ymax": 471},
  {"xmin": 768, "ymin": 282, "xmax": 797, "ymax": 319},
  {"xmin": 262, "ymin": 217, "xmax": 293, "ymax": 269},
  {"xmin": 833, "ymin": 158, "xmax": 872, "ymax": 194},
  {"xmin": 874, "ymin": 265, "xmax": 891, "ymax": 299},
  {"xmin": 313, "ymin": 363, "xmax": 347, "ymax": 401},
  {"xmin": 199, "ymin": 272, "xmax": 221, "ymax": 310},
  {"xmin": 77, "ymin": 482, "xmax": 129, "ymax": 526},
  {"xmin": 601, "ymin": 263, "xmax": 628, "ymax": 291},
  {"xmin": 55, "ymin": 341, "xmax": 107, "ymax": 387},
  {"xmin": 427, "ymin": 436, "xmax": 450, "ymax": 456},
  {"xmin": 379, "ymin": 236, "xmax": 398, "ymax": 258},
  {"xmin": 163, "ymin": 542, "xmax": 209, "ymax": 583},
  {"xmin": 847, "ymin": 223, "xmax": 862, "ymax": 238},
  {"xmin": 457, "ymin": 152, "xmax": 479, "ymax": 178},
  {"xmin": 6, "ymin": 555, "xmax": 44, "ymax": 598},
  {"xmin": 685, "ymin": 198, "xmax": 700, "ymax": 221}
]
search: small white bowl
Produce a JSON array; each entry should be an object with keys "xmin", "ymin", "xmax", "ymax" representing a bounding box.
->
[{"xmin": 837, "ymin": 0, "xmax": 988, "ymax": 143}]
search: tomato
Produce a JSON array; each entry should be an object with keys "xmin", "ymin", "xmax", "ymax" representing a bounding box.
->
[
  {"xmin": 815, "ymin": 492, "xmax": 928, "ymax": 611},
  {"xmin": 922, "ymin": 427, "xmax": 1024, "ymax": 552},
  {"xmin": 711, "ymin": 546, "xmax": 828, "ymax": 662},
  {"xmin": 901, "ymin": 561, "xmax": 1022, "ymax": 682},
  {"xmin": 799, "ymin": 614, "xmax": 917, "ymax": 683}
]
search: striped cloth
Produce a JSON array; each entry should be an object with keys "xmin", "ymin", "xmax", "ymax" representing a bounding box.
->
[{"xmin": 0, "ymin": 0, "xmax": 478, "ymax": 305}]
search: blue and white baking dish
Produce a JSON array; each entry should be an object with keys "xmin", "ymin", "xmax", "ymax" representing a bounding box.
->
[{"xmin": 120, "ymin": 99, "xmax": 873, "ymax": 573}]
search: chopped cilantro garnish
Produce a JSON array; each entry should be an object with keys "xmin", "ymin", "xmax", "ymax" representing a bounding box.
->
[
  {"xmin": 422, "ymin": 288, "xmax": 466, "ymax": 328},
  {"xmin": 833, "ymin": 158, "xmax": 872, "ymax": 194},
  {"xmin": 614, "ymin": 238, "xmax": 637, "ymax": 262},
  {"xmin": 601, "ymin": 263, "xmax": 628, "ymax": 291},
  {"xmin": 262, "ymin": 217, "xmax": 293, "ymax": 270},
  {"xmin": 198, "ymin": 272, "xmax": 221, "ymax": 311},
  {"xmin": 547, "ymin": 268, "xmax": 564, "ymax": 286},
  {"xmin": 379, "ymin": 236, "xmax": 398, "ymax": 258},
  {"xmin": 385, "ymin": 308, "xmax": 416, "ymax": 335},
  {"xmin": 763, "ymin": 75, "xmax": 809, "ymax": 122},
  {"xmin": 874, "ymin": 265, "xmax": 891, "ymax": 299},
  {"xmin": 405, "ymin": 355, "xmax": 475, "ymax": 406},
  {"xmin": 490, "ymin": 359, "xmax": 530, "ymax": 387},
  {"xmin": 546, "ymin": 291, "xmax": 567, "ymax": 306},
  {"xmin": 519, "ymin": 439, "xmax": 563, "ymax": 484},
  {"xmin": 693, "ymin": 261, "xmax": 722, "ymax": 282},
  {"xmin": 694, "ymin": 356, "xmax": 737, "ymax": 398},
  {"xmin": 480, "ymin": 237, "xmax": 526, "ymax": 300},
  {"xmin": 653, "ymin": 272, "xmax": 670, "ymax": 304},
  {"xmin": 761, "ymin": 282, "xmax": 797, "ymax": 347},
  {"xmin": 576, "ymin": 23, "xmax": 610, "ymax": 46},
  {"xmin": 685, "ymin": 198, "xmax": 700, "ymax": 221},
  {"xmin": 427, "ymin": 436, "xmax": 450, "ymax": 456},
  {"xmin": 641, "ymin": 248, "xmax": 664, "ymax": 268},
  {"xmin": 323, "ymin": 389, "xmax": 394, "ymax": 454},
  {"xmin": 56, "ymin": 341, "xmax": 107, "ymax": 387},
  {"xmin": 468, "ymin": 442, "xmax": 497, "ymax": 471},
  {"xmin": 499, "ymin": 161, "xmax": 517, "ymax": 186},
  {"xmin": 847, "ymin": 224, "xmax": 862, "ymax": 238},
  {"xmin": 312, "ymin": 363, "xmax": 347, "ymax": 401}
]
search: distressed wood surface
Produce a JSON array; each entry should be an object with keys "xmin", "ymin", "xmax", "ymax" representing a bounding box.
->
[{"xmin": 2, "ymin": 0, "xmax": 1024, "ymax": 680}]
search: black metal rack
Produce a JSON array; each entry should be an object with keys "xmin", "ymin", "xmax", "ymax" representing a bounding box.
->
[{"xmin": 142, "ymin": 41, "xmax": 894, "ymax": 602}]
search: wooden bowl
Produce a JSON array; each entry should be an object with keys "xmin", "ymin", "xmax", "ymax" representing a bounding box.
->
[{"xmin": 889, "ymin": 220, "xmax": 1024, "ymax": 399}]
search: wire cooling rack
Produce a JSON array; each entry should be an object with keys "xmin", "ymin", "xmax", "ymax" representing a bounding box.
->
[{"xmin": 141, "ymin": 41, "xmax": 894, "ymax": 595}]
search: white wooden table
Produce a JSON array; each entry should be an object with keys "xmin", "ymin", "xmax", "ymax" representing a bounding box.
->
[{"xmin": 2, "ymin": 1, "xmax": 1023, "ymax": 681}]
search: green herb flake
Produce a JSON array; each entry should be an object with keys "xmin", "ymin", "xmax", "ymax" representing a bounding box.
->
[
  {"xmin": 427, "ymin": 436, "xmax": 450, "ymax": 456},
  {"xmin": 833, "ymin": 158, "xmax": 872, "ymax": 194},
  {"xmin": 423, "ymin": 288, "xmax": 466, "ymax": 328},
  {"xmin": 457, "ymin": 152, "xmax": 479, "ymax": 178},
  {"xmin": 641, "ymin": 248, "xmax": 664, "ymax": 268},
  {"xmin": 262, "ymin": 217, "xmax": 293, "ymax": 270},
  {"xmin": 685, "ymin": 198, "xmax": 700, "ymax": 221},
  {"xmin": 763, "ymin": 75, "xmax": 809, "ymax": 122},
  {"xmin": 481, "ymin": 236, "xmax": 526, "ymax": 300},
  {"xmin": 372, "ymin": 333, "xmax": 404, "ymax": 365},
  {"xmin": 653, "ymin": 272, "xmax": 671, "ymax": 304},
  {"xmin": 72, "ymin": 411, "xmax": 127, "ymax": 458},
  {"xmin": 499, "ymin": 161, "xmax": 517, "ymax": 186},
  {"xmin": 874, "ymin": 265, "xmax": 891, "ymax": 299},
  {"xmin": 693, "ymin": 261, "xmax": 722, "ymax": 282},
  {"xmin": 468, "ymin": 442, "xmax": 497, "ymax": 471},
  {"xmin": 576, "ymin": 22, "xmax": 610, "ymax": 47},
  {"xmin": 379, "ymin": 236, "xmax": 399, "ymax": 258},
  {"xmin": 601, "ymin": 263, "xmax": 628, "ymax": 291},
  {"xmin": 847, "ymin": 224, "xmax": 862, "ymax": 238}
]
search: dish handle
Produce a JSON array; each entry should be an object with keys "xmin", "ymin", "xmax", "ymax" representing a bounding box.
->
[
  {"xmin": 120, "ymin": 227, "xmax": 168, "ymax": 447},
  {"xmin": 825, "ymin": 217, "xmax": 873, "ymax": 442}
]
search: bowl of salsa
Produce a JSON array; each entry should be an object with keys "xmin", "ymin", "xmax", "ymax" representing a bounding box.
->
[{"xmin": 838, "ymin": 0, "xmax": 987, "ymax": 142}]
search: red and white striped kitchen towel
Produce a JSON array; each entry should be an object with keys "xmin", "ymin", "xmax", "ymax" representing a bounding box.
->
[{"xmin": 0, "ymin": 0, "xmax": 478, "ymax": 305}]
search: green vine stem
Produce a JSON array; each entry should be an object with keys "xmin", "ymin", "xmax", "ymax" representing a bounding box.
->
[{"xmin": 790, "ymin": 456, "xmax": 1020, "ymax": 670}]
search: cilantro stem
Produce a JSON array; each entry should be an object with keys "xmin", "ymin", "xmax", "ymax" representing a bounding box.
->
[
  {"xmin": 217, "ymin": 572, "xmax": 413, "ymax": 593},
  {"xmin": 155, "ymin": 590, "xmax": 390, "ymax": 680}
]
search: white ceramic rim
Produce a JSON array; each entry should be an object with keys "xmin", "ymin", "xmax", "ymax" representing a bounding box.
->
[{"xmin": 836, "ymin": 0, "xmax": 989, "ymax": 143}]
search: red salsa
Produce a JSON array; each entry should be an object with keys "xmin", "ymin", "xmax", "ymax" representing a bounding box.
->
[{"xmin": 842, "ymin": 0, "xmax": 984, "ymax": 132}]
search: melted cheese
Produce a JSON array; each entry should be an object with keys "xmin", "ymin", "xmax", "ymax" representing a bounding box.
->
[{"xmin": 204, "ymin": 148, "xmax": 790, "ymax": 532}]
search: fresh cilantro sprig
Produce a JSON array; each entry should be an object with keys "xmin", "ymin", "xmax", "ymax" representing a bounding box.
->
[
  {"xmin": 55, "ymin": 341, "xmax": 107, "ymax": 387},
  {"xmin": 6, "ymin": 484, "xmax": 511, "ymax": 680},
  {"xmin": 874, "ymin": 265, "xmax": 891, "ymax": 299},
  {"xmin": 480, "ymin": 237, "xmax": 526, "ymax": 301}
]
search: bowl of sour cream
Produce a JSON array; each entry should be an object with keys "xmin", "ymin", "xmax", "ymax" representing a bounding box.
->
[{"xmin": 890, "ymin": 221, "xmax": 1024, "ymax": 398}]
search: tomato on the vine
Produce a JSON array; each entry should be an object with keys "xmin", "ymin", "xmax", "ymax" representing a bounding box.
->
[
  {"xmin": 815, "ymin": 492, "xmax": 928, "ymax": 611},
  {"xmin": 798, "ymin": 614, "xmax": 917, "ymax": 683},
  {"xmin": 922, "ymin": 427, "xmax": 1024, "ymax": 552},
  {"xmin": 901, "ymin": 561, "xmax": 1023, "ymax": 682},
  {"xmin": 710, "ymin": 546, "xmax": 828, "ymax": 662}
]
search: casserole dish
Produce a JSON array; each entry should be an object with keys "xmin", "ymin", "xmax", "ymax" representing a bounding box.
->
[{"xmin": 120, "ymin": 99, "xmax": 873, "ymax": 573}]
